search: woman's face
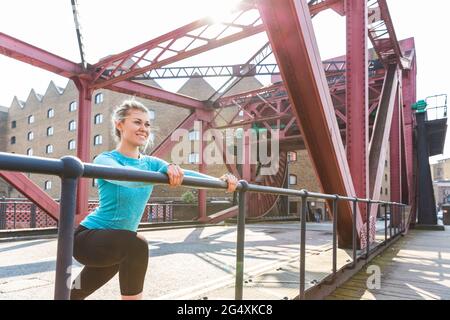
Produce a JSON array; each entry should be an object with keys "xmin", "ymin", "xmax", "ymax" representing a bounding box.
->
[{"xmin": 116, "ymin": 109, "xmax": 151, "ymax": 147}]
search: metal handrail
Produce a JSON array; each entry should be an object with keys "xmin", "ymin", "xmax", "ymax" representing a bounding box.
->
[{"xmin": 0, "ymin": 152, "xmax": 406, "ymax": 300}]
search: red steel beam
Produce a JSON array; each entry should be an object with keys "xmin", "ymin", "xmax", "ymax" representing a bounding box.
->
[
  {"xmin": 0, "ymin": 32, "xmax": 85, "ymax": 78},
  {"xmin": 0, "ymin": 172, "xmax": 60, "ymax": 220},
  {"xmin": 390, "ymin": 92, "xmax": 402, "ymax": 226},
  {"xmin": 346, "ymin": 0, "xmax": 368, "ymax": 208},
  {"xmin": 369, "ymin": 65, "xmax": 398, "ymax": 201},
  {"xmin": 258, "ymin": 0, "xmax": 358, "ymax": 247},
  {"xmin": 109, "ymin": 81, "xmax": 206, "ymax": 110}
]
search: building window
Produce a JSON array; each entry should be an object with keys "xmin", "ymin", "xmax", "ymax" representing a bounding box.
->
[
  {"xmin": 11, "ymin": 121, "xmax": 16, "ymax": 129},
  {"xmin": 68, "ymin": 140, "xmax": 76, "ymax": 150},
  {"xmin": 289, "ymin": 174, "xmax": 297, "ymax": 185},
  {"xmin": 385, "ymin": 174, "xmax": 388, "ymax": 181},
  {"xmin": 385, "ymin": 160, "xmax": 388, "ymax": 167},
  {"xmin": 46, "ymin": 144, "xmax": 54, "ymax": 154},
  {"xmin": 94, "ymin": 113, "xmax": 103, "ymax": 124},
  {"xmin": 188, "ymin": 130, "xmax": 200, "ymax": 141},
  {"xmin": 27, "ymin": 148, "xmax": 33, "ymax": 156},
  {"xmin": 188, "ymin": 152, "xmax": 199, "ymax": 164},
  {"xmin": 27, "ymin": 131, "xmax": 34, "ymax": 141},
  {"xmin": 288, "ymin": 152, "xmax": 297, "ymax": 162},
  {"xmin": 47, "ymin": 126, "xmax": 54, "ymax": 136},
  {"xmin": 28, "ymin": 115, "xmax": 35, "ymax": 124},
  {"xmin": 380, "ymin": 187, "xmax": 383, "ymax": 194},
  {"xmin": 44, "ymin": 180, "xmax": 52, "ymax": 190},
  {"xmin": 69, "ymin": 120, "xmax": 76, "ymax": 131},
  {"xmin": 94, "ymin": 93, "xmax": 104, "ymax": 104},
  {"xmin": 238, "ymin": 110, "xmax": 244, "ymax": 117},
  {"xmin": 148, "ymin": 109, "xmax": 155, "ymax": 120},
  {"xmin": 47, "ymin": 108, "xmax": 55, "ymax": 118},
  {"xmin": 69, "ymin": 101, "xmax": 77, "ymax": 112},
  {"xmin": 385, "ymin": 188, "xmax": 388, "ymax": 195},
  {"xmin": 10, "ymin": 136, "xmax": 16, "ymax": 145},
  {"xmin": 94, "ymin": 135, "xmax": 103, "ymax": 145}
]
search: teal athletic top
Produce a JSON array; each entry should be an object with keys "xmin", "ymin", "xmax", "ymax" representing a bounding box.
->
[{"xmin": 80, "ymin": 150, "xmax": 218, "ymax": 232}]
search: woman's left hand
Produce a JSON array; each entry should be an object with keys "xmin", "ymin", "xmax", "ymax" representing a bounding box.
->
[
  {"xmin": 167, "ymin": 164, "xmax": 184, "ymax": 187},
  {"xmin": 220, "ymin": 173, "xmax": 238, "ymax": 193}
]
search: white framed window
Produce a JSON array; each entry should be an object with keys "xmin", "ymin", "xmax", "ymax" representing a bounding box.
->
[
  {"xmin": 69, "ymin": 101, "xmax": 77, "ymax": 112},
  {"xmin": 188, "ymin": 130, "xmax": 200, "ymax": 141},
  {"xmin": 44, "ymin": 180, "xmax": 52, "ymax": 190},
  {"xmin": 94, "ymin": 113, "xmax": 103, "ymax": 124},
  {"xmin": 188, "ymin": 152, "xmax": 200, "ymax": 164},
  {"xmin": 69, "ymin": 120, "xmax": 76, "ymax": 131},
  {"xmin": 94, "ymin": 135, "xmax": 103, "ymax": 145},
  {"xmin": 10, "ymin": 136, "xmax": 16, "ymax": 145},
  {"xmin": 288, "ymin": 152, "xmax": 297, "ymax": 162},
  {"xmin": 46, "ymin": 144, "xmax": 54, "ymax": 154},
  {"xmin": 148, "ymin": 109, "xmax": 155, "ymax": 120},
  {"xmin": 68, "ymin": 140, "xmax": 76, "ymax": 150},
  {"xmin": 289, "ymin": 174, "xmax": 297, "ymax": 185},
  {"xmin": 27, "ymin": 131, "xmax": 34, "ymax": 141},
  {"xmin": 47, "ymin": 108, "xmax": 54, "ymax": 118},
  {"xmin": 28, "ymin": 115, "xmax": 35, "ymax": 124},
  {"xmin": 11, "ymin": 120, "xmax": 16, "ymax": 129},
  {"xmin": 238, "ymin": 110, "xmax": 244, "ymax": 117},
  {"xmin": 47, "ymin": 126, "xmax": 54, "ymax": 136},
  {"xmin": 94, "ymin": 93, "xmax": 104, "ymax": 104},
  {"xmin": 27, "ymin": 148, "xmax": 33, "ymax": 156}
]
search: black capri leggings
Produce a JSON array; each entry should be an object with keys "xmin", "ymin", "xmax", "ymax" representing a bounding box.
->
[{"xmin": 70, "ymin": 225, "xmax": 149, "ymax": 300}]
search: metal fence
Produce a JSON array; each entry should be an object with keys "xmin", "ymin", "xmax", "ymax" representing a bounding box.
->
[{"xmin": 0, "ymin": 152, "xmax": 406, "ymax": 300}]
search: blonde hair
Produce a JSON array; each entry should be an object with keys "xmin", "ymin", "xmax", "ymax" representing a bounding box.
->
[{"xmin": 112, "ymin": 100, "xmax": 152, "ymax": 151}]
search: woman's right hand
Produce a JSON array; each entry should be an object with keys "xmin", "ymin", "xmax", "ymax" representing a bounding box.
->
[{"xmin": 166, "ymin": 164, "xmax": 184, "ymax": 187}]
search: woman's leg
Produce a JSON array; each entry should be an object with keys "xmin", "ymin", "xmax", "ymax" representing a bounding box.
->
[
  {"xmin": 71, "ymin": 228, "xmax": 149, "ymax": 300},
  {"xmin": 118, "ymin": 233, "xmax": 149, "ymax": 299},
  {"xmin": 70, "ymin": 264, "xmax": 119, "ymax": 300}
]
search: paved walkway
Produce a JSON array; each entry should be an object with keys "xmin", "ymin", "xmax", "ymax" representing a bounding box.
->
[{"xmin": 327, "ymin": 227, "xmax": 450, "ymax": 300}]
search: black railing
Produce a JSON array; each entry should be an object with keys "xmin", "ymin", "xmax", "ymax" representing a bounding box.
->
[{"xmin": 0, "ymin": 152, "xmax": 406, "ymax": 300}]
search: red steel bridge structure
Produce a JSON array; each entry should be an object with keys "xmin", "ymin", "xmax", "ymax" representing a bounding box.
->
[{"xmin": 0, "ymin": 0, "xmax": 436, "ymax": 248}]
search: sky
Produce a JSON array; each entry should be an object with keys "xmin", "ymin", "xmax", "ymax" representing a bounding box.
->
[{"xmin": 0, "ymin": 0, "xmax": 449, "ymax": 161}]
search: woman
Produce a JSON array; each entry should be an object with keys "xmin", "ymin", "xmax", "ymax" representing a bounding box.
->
[{"xmin": 70, "ymin": 100, "xmax": 238, "ymax": 300}]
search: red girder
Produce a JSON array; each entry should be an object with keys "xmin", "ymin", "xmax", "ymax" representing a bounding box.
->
[{"xmin": 258, "ymin": 0, "xmax": 358, "ymax": 247}]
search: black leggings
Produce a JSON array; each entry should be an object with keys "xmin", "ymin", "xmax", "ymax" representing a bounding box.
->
[{"xmin": 70, "ymin": 225, "xmax": 149, "ymax": 300}]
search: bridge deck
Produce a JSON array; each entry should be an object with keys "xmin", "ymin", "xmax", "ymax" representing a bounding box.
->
[{"xmin": 327, "ymin": 227, "xmax": 450, "ymax": 300}]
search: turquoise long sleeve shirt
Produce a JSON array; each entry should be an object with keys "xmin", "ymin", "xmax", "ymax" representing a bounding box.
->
[{"xmin": 80, "ymin": 150, "xmax": 218, "ymax": 232}]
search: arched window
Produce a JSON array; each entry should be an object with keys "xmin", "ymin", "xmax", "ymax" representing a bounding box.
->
[
  {"xmin": 289, "ymin": 174, "xmax": 297, "ymax": 185},
  {"xmin": 68, "ymin": 140, "xmax": 76, "ymax": 150},
  {"xmin": 27, "ymin": 131, "xmax": 34, "ymax": 141},
  {"xmin": 69, "ymin": 101, "xmax": 77, "ymax": 112},
  {"xmin": 188, "ymin": 152, "xmax": 199, "ymax": 164},
  {"xmin": 10, "ymin": 136, "xmax": 16, "ymax": 145},
  {"xmin": 46, "ymin": 144, "xmax": 54, "ymax": 154},
  {"xmin": 27, "ymin": 148, "xmax": 33, "ymax": 156},
  {"xmin": 94, "ymin": 93, "xmax": 104, "ymax": 104},
  {"xmin": 44, "ymin": 180, "xmax": 52, "ymax": 190},
  {"xmin": 28, "ymin": 115, "xmax": 35, "ymax": 124},
  {"xmin": 69, "ymin": 120, "xmax": 76, "ymax": 131},
  {"xmin": 47, "ymin": 126, "xmax": 54, "ymax": 136},
  {"xmin": 47, "ymin": 108, "xmax": 54, "ymax": 118},
  {"xmin": 94, "ymin": 135, "xmax": 103, "ymax": 145},
  {"xmin": 94, "ymin": 113, "xmax": 103, "ymax": 124}
]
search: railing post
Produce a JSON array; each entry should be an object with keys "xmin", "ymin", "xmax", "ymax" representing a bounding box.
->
[
  {"xmin": 299, "ymin": 191, "xmax": 308, "ymax": 300},
  {"xmin": 235, "ymin": 180, "xmax": 248, "ymax": 300},
  {"xmin": 0, "ymin": 197, "xmax": 6, "ymax": 230},
  {"xmin": 332, "ymin": 196, "xmax": 338, "ymax": 277},
  {"xmin": 366, "ymin": 201, "xmax": 371, "ymax": 259},
  {"xmin": 352, "ymin": 199, "xmax": 357, "ymax": 268},
  {"xmin": 13, "ymin": 201, "xmax": 16, "ymax": 229},
  {"xmin": 389, "ymin": 204, "xmax": 393, "ymax": 239},
  {"xmin": 54, "ymin": 157, "xmax": 83, "ymax": 300},
  {"xmin": 30, "ymin": 204, "xmax": 36, "ymax": 228},
  {"xmin": 384, "ymin": 204, "xmax": 388, "ymax": 243}
]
